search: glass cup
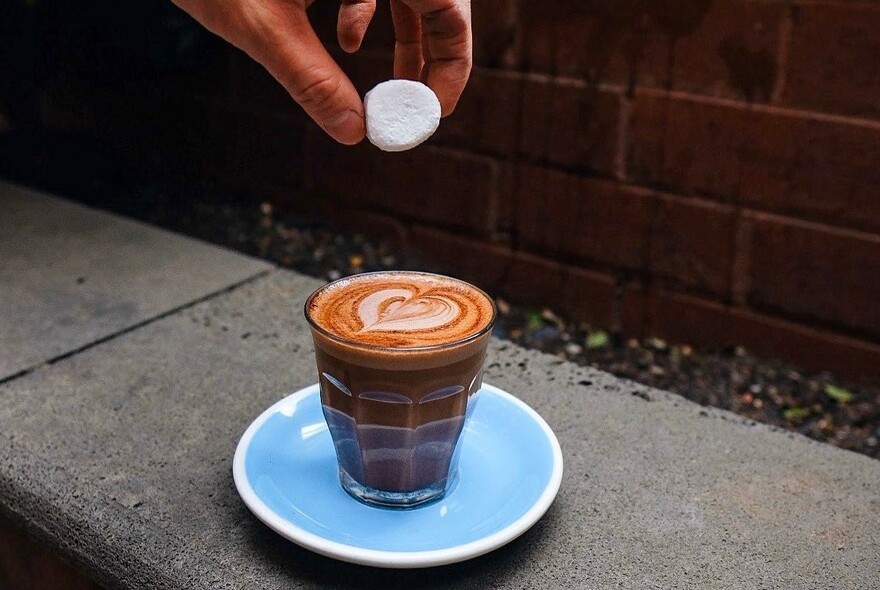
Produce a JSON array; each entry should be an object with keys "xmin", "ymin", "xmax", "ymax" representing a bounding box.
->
[{"xmin": 304, "ymin": 271, "xmax": 496, "ymax": 508}]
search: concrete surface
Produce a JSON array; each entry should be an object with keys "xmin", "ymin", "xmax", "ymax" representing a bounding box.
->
[
  {"xmin": 0, "ymin": 181, "xmax": 272, "ymax": 380},
  {"xmin": 0, "ymin": 187, "xmax": 878, "ymax": 589}
]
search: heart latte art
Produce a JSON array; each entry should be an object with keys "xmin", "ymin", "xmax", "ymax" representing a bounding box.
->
[
  {"xmin": 307, "ymin": 272, "xmax": 495, "ymax": 347},
  {"xmin": 358, "ymin": 288, "xmax": 460, "ymax": 333}
]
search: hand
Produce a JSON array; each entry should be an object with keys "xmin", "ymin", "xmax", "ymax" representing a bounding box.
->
[{"xmin": 171, "ymin": 0, "xmax": 472, "ymax": 146}]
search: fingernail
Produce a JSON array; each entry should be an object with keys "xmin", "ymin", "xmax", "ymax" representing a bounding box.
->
[{"xmin": 323, "ymin": 109, "xmax": 364, "ymax": 145}]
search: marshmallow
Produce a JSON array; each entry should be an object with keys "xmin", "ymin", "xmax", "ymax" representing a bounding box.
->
[{"xmin": 364, "ymin": 80, "xmax": 441, "ymax": 152}]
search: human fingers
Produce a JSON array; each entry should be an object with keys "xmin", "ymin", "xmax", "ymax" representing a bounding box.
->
[
  {"xmin": 399, "ymin": 0, "xmax": 471, "ymax": 115},
  {"xmin": 390, "ymin": 0, "xmax": 423, "ymax": 81},
  {"xmin": 254, "ymin": 9, "xmax": 365, "ymax": 144},
  {"xmin": 337, "ymin": 0, "xmax": 377, "ymax": 53}
]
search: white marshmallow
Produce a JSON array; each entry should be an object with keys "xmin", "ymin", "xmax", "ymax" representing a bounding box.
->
[{"xmin": 364, "ymin": 80, "xmax": 441, "ymax": 152}]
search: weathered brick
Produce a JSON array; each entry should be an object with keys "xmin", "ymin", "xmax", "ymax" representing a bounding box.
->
[
  {"xmin": 650, "ymin": 195, "xmax": 737, "ymax": 296},
  {"xmin": 408, "ymin": 225, "xmax": 524, "ymax": 294},
  {"xmin": 738, "ymin": 108, "xmax": 880, "ymax": 233},
  {"xmin": 516, "ymin": 165, "xmax": 652, "ymax": 271},
  {"xmin": 647, "ymin": 289, "xmax": 880, "ymax": 383},
  {"xmin": 559, "ymin": 266, "xmax": 617, "ymax": 330},
  {"xmin": 782, "ymin": 4, "xmax": 880, "ymax": 119},
  {"xmin": 308, "ymin": 133, "xmax": 498, "ymax": 234},
  {"xmin": 630, "ymin": 92, "xmax": 880, "ymax": 232},
  {"xmin": 745, "ymin": 212, "xmax": 880, "ymax": 337},
  {"xmin": 519, "ymin": 0, "xmax": 782, "ymax": 100},
  {"xmin": 648, "ymin": 289, "xmax": 733, "ymax": 347},
  {"xmin": 627, "ymin": 90, "xmax": 746, "ymax": 200},
  {"xmin": 639, "ymin": 0, "xmax": 783, "ymax": 102},
  {"xmin": 472, "ymin": 0, "xmax": 519, "ymax": 68},
  {"xmin": 519, "ymin": 0, "xmax": 641, "ymax": 84},
  {"xmin": 520, "ymin": 76, "xmax": 621, "ymax": 175},
  {"xmin": 408, "ymin": 227, "xmax": 616, "ymax": 327},
  {"xmin": 724, "ymin": 308, "xmax": 880, "ymax": 385},
  {"xmin": 434, "ymin": 69, "xmax": 522, "ymax": 155}
]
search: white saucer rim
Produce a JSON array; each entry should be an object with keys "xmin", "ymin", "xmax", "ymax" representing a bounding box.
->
[{"xmin": 232, "ymin": 383, "xmax": 563, "ymax": 569}]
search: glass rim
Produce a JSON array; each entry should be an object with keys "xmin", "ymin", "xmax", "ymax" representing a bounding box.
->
[{"xmin": 303, "ymin": 270, "xmax": 498, "ymax": 353}]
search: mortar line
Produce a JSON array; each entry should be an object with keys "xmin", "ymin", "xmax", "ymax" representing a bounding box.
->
[{"xmin": 0, "ymin": 269, "xmax": 275, "ymax": 387}]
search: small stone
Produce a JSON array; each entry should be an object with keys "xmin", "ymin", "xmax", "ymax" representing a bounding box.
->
[
  {"xmin": 327, "ymin": 269, "xmax": 341, "ymax": 281},
  {"xmin": 495, "ymin": 298, "xmax": 511, "ymax": 315},
  {"xmin": 260, "ymin": 202, "xmax": 272, "ymax": 216},
  {"xmin": 627, "ymin": 338, "xmax": 640, "ymax": 349},
  {"xmin": 649, "ymin": 365, "xmax": 666, "ymax": 377},
  {"xmin": 867, "ymin": 437, "xmax": 878, "ymax": 447},
  {"xmin": 645, "ymin": 337, "xmax": 668, "ymax": 352},
  {"xmin": 565, "ymin": 343, "xmax": 583, "ymax": 356}
]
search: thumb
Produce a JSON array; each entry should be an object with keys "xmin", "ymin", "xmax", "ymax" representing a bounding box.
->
[{"xmin": 255, "ymin": 11, "xmax": 365, "ymax": 145}]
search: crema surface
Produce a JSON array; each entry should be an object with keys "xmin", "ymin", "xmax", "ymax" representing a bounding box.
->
[{"xmin": 307, "ymin": 272, "xmax": 494, "ymax": 348}]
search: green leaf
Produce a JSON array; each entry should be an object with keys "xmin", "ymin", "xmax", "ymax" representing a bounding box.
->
[
  {"xmin": 525, "ymin": 311, "xmax": 543, "ymax": 331},
  {"xmin": 783, "ymin": 407, "xmax": 811, "ymax": 421},
  {"xmin": 585, "ymin": 330, "xmax": 610, "ymax": 349},
  {"xmin": 824, "ymin": 384, "xmax": 855, "ymax": 403}
]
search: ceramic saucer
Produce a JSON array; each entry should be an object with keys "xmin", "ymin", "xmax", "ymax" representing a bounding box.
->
[{"xmin": 233, "ymin": 383, "xmax": 563, "ymax": 568}]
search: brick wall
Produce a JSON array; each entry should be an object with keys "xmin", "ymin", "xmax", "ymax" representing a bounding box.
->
[{"xmin": 28, "ymin": 0, "xmax": 880, "ymax": 381}]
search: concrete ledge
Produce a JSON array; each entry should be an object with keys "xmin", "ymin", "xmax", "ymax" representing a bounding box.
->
[
  {"xmin": 1, "ymin": 269, "xmax": 878, "ymax": 588},
  {"xmin": 0, "ymin": 181, "xmax": 272, "ymax": 380},
  {"xmin": 0, "ymin": 187, "xmax": 878, "ymax": 588}
]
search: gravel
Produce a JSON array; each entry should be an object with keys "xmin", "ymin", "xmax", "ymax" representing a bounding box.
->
[
  {"xmin": 59, "ymin": 186, "xmax": 876, "ymax": 461},
  {"xmin": 4, "ymin": 136, "xmax": 877, "ymax": 463}
]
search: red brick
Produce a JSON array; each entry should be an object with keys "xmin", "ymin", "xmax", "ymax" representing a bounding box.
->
[
  {"xmin": 307, "ymin": 133, "xmax": 498, "ymax": 234},
  {"xmin": 745, "ymin": 213, "xmax": 880, "ymax": 337},
  {"xmin": 560, "ymin": 265, "xmax": 617, "ymax": 330},
  {"xmin": 725, "ymin": 308, "xmax": 880, "ymax": 385},
  {"xmin": 408, "ymin": 226, "xmax": 522, "ymax": 294},
  {"xmin": 621, "ymin": 282, "xmax": 649, "ymax": 336},
  {"xmin": 738, "ymin": 108, "xmax": 880, "ymax": 233},
  {"xmin": 516, "ymin": 165, "xmax": 652, "ymax": 271},
  {"xmin": 519, "ymin": 0, "xmax": 641, "ymax": 84},
  {"xmin": 639, "ymin": 0, "xmax": 783, "ymax": 102},
  {"xmin": 330, "ymin": 209, "xmax": 409, "ymax": 250},
  {"xmin": 472, "ymin": 0, "xmax": 519, "ymax": 68},
  {"xmin": 520, "ymin": 76, "xmax": 621, "ymax": 175},
  {"xmin": 434, "ymin": 69, "xmax": 522, "ymax": 155},
  {"xmin": 782, "ymin": 4, "xmax": 880, "ymax": 119},
  {"xmin": 629, "ymin": 92, "xmax": 880, "ymax": 233},
  {"xmin": 627, "ymin": 91, "xmax": 747, "ymax": 200},
  {"xmin": 647, "ymin": 289, "xmax": 880, "ymax": 383},
  {"xmin": 650, "ymin": 196, "xmax": 737, "ymax": 296},
  {"xmin": 496, "ymin": 162, "xmax": 517, "ymax": 232},
  {"xmin": 519, "ymin": 1, "xmax": 782, "ymax": 100},
  {"xmin": 649, "ymin": 289, "xmax": 733, "ymax": 347},
  {"xmin": 408, "ymin": 227, "xmax": 616, "ymax": 327}
]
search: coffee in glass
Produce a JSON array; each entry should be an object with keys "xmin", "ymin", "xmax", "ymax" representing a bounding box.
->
[{"xmin": 305, "ymin": 271, "xmax": 496, "ymax": 508}]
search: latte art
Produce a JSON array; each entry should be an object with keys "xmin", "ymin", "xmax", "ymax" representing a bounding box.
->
[
  {"xmin": 307, "ymin": 271, "xmax": 495, "ymax": 348},
  {"xmin": 358, "ymin": 288, "xmax": 461, "ymax": 333}
]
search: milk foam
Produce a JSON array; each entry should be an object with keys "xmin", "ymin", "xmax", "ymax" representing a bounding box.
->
[{"xmin": 307, "ymin": 272, "xmax": 494, "ymax": 348}]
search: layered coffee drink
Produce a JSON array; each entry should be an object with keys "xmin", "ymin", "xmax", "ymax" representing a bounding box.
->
[{"xmin": 305, "ymin": 271, "xmax": 496, "ymax": 507}]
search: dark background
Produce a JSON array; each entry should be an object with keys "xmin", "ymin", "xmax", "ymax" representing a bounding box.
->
[{"xmin": 2, "ymin": 0, "xmax": 879, "ymax": 383}]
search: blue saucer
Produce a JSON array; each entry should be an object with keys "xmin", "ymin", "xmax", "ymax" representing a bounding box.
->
[{"xmin": 233, "ymin": 383, "xmax": 563, "ymax": 568}]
